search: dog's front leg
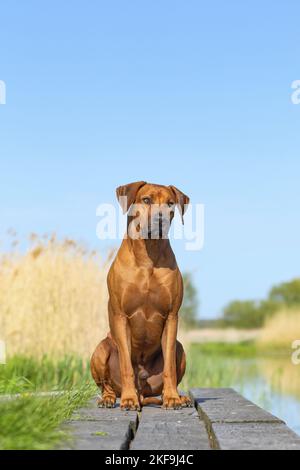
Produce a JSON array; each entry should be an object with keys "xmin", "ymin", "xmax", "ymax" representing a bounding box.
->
[
  {"xmin": 111, "ymin": 313, "xmax": 140, "ymax": 410},
  {"xmin": 161, "ymin": 313, "xmax": 182, "ymax": 409}
]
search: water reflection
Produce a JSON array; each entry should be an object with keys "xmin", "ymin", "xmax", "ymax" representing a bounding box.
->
[{"xmin": 233, "ymin": 357, "xmax": 300, "ymax": 434}]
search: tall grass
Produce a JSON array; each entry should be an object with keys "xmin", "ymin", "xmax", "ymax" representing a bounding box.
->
[
  {"xmin": 0, "ymin": 355, "xmax": 94, "ymax": 393},
  {"xmin": 257, "ymin": 307, "xmax": 300, "ymax": 350},
  {"xmin": 0, "ymin": 385, "xmax": 95, "ymax": 450},
  {"xmin": 181, "ymin": 343, "xmax": 258, "ymax": 390},
  {"xmin": 0, "ymin": 234, "xmax": 111, "ymax": 359},
  {"xmin": 0, "ymin": 354, "xmax": 97, "ymax": 449},
  {"xmin": 258, "ymin": 358, "xmax": 300, "ymax": 400}
]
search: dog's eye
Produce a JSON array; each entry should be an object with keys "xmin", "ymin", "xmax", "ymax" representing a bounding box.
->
[
  {"xmin": 142, "ymin": 197, "xmax": 151, "ymax": 205},
  {"xmin": 168, "ymin": 201, "xmax": 175, "ymax": 208}
]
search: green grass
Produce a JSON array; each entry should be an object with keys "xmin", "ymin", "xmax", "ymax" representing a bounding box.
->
[
  {"xmin": 181, "ymin": 341, "xmax": 300, "ymax": 437},
  {"xmin": 181, "ymin": 342, "xmax": 294, "ymax": 402},
  {"xmin": 181, "ymin": 342, "xmax": 259, "ymax": 390},
  {"xmin": 0, "ymin": 355, "xmax": 92, "ymax": 394},
  {"xmin": 188, "ymin": 341, "xmax": 258, "ymax": 357},
  {"xmin": 0, "ymin": 386, "xmax": 95, "ymax": 449},
  {"xmin": 0, "ymin": 356, "xmax": 96, "ymax": 449}
]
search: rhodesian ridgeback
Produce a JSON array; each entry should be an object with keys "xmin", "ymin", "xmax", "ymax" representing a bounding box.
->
[{"xmin": 91, "ymin": 181, "xmax": 192, "ymax": 410}]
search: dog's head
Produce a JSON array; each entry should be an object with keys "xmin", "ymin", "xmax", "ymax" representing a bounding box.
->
[{"xmin": 116, "ymin": 181, "xmax": 189, "ymax": 239}]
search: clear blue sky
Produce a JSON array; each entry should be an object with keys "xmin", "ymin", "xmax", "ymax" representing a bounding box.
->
[{"xmin": 1, "ymin": 1, "xmax": 300, "ymax": 318}]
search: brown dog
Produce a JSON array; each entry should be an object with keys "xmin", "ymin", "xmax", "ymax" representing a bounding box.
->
[{"xmin": 91, "ymin": 181, "xmax": 192, "ymax": 410}]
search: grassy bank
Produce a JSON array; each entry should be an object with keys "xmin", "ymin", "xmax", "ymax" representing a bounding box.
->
[
  {"xmin": 0, "ymin": 386, "xmax": 94, "ymax": 450},
  {"xmin": 0, "ymin": 355, "xmax": 96, "ymax": 449},
  {"xmin": 186, "ymin": 341, "xmax": 257, "ymax": 357},
  {"xmin": 182, "ymin": 339, "xmax": 300, "ymax": 406},
  {"xmin": 181, "ymin": 342, "xmax": 259, "ymax": 391},
  {"xmin": 0, "ymin": 355, "xmax": 92, "ymax": 394}
]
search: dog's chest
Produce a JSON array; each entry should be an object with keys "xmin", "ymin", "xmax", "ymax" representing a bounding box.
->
[{"xmin": 122, "ymin": 268, "xmax": 175, "ymax": 319}]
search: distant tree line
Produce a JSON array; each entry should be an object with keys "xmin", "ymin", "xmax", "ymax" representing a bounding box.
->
[
  {"xmin": 219, "ymin": 278, "xmax": 300, "ymax": 329},
  {"xmin": 180, "ymin": 274, "xmax": 300, "ymax": 330}
]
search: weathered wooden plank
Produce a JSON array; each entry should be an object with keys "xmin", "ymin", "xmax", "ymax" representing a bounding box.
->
[
  {"xmin": 61, "ymin": 398, "xmax": 138, "ymax": 450},
  {"xmin": 61, "ymin": 389, "xmax": 300, "ymax": 450},
  {"xmin": 190, "ymin": 388, "xmax": 283, "ymax": 423},
  {"xmin": 130, "ymin": 405, "xmax": 211, "ymax": 450},
  {"xmin": 210, "ymin": 422, "xmax": 300, "ymax": 450},
  {"xmin": 189, "ymin": 388, "xmax": 300, "ymax": 450}
]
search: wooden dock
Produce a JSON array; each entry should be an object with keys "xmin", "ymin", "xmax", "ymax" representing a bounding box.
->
[{"xmin": 62, "ymin": 388, "xmax": 300, "ymax": 450}]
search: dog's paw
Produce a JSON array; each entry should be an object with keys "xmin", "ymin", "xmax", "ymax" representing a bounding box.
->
[
  {"xmin": 162, "ymin": 394, "xmax": 182, "ymax": 410},
  {"xmin": 97, "ymin": 394, "xmax": 116, "ymax": 408},
  {"xmin": 120, "ymin": 393, "xmax": 140, "ymax": 411},
  {"xmin": 180, "ymin": 395, "xmax": 193, "ymax": 407}
]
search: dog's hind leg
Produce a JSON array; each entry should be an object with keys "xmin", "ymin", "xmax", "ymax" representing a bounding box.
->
[
  {"xmin": 140, "ymin": 342, "xmax": 192, "ymax": 408},
  {"xmin": 90, "ymin": 336, "xmax": 117, "ymax": 408}
]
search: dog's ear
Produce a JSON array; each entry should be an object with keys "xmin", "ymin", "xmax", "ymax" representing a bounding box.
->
[
  {"xmin": 116, "ymin": 181, "xmax": 147, "ymax": 213},
  {"xmin": 169, "ymin": 185, "xmax": 190, "ymax": 224}
]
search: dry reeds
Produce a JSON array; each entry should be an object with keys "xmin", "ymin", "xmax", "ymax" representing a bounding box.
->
[
  {"xmin": 0, "ymin": 234, "xmax": 111, "ymax": 359},
  {"xmin": 257, "ymin": 306, "xmax": 300, "ymax": 350}
]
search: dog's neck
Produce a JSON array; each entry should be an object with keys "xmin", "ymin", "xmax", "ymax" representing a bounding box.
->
[{"xmin": 126, "ymin": 237, "xmax": 174, "ymax": 269}]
